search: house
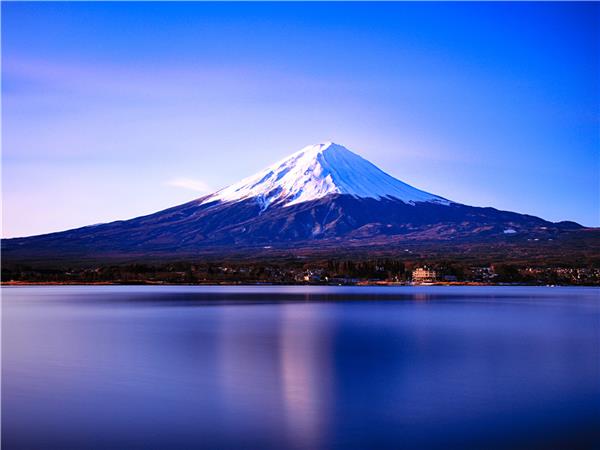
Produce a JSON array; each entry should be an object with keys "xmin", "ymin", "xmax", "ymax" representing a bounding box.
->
[{"xmin": 412, "ymin": 267, "xmax": 437, "ymax": 283}]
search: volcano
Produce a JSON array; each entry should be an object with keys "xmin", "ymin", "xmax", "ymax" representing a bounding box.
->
[{"xmin": 2, "ymin": 142, "xmax": 590, "ymax": 265}]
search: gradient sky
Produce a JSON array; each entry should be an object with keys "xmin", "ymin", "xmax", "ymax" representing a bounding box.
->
[{"xmin": 2, "ymin": 2, "xmax": 599, "ymax": 237}]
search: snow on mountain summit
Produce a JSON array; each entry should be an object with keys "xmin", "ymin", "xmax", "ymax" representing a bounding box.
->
[{"xmin": 202, "ymin": 142, "xmax": 450, "ymax": 209}]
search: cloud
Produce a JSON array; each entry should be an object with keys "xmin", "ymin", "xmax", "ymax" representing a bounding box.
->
[{"xmin": 165, "ymin": 178, "xmax": 213, "ymax": 193}]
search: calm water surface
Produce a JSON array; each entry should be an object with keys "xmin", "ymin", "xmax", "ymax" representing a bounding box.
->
[{"xmin": 2, "ymin": 286, "xmax": 599, "ymax": 449}]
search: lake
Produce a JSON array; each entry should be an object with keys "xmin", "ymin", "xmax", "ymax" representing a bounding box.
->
[{"xmin": 2, "ymin": 286, "xmax": 599, "ymax": 449}]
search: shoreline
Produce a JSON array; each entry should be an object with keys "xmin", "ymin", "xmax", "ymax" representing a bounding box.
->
[{"xmin": 2, "ymin": 281, "xmax": 595, "ymax": 287}]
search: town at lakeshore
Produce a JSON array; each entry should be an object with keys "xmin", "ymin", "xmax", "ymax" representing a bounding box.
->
[{"xmin": 3, "ymin": 260, "xmax": 599, "ymax": 286}]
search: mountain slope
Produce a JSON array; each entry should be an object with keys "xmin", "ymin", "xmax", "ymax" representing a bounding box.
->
[
  {"xmin": 1, "ymin": 142, "xmax": 589, "ymax": 265},
  {"xmin": 204, "ymin": 142, "xmax": 449, "ymax": 208}
]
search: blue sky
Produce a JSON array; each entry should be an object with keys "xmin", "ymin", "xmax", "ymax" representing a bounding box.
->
[{"xmin": 2, "ymin": 2, "xmax": 598, "ymax": 237}]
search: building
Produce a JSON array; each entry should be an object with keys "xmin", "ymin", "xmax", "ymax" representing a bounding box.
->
[
  {"xmin": 412, "ymin": 267, "xmax": 437, "ymax": 283},
  {"xmin": 470, "ymin": 266, "xmax": 497, "ymax": 282}
]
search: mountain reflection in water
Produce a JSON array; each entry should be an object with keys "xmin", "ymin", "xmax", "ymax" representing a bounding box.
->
[{"xmin": 2, "ymin": 286, "xmax": 599, "ymax": 449}]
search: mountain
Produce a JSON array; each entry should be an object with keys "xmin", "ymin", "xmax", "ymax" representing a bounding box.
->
[
  {"xmin": 2, "ymin": 142, "xmax": 594, "ymax": 266},
  {"xmin": 203, "ymin": 142, "xmax": 449, "ymax": 208}
]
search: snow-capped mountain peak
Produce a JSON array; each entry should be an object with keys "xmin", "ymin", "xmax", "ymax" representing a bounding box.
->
[{"xmin": 202, "ymin": 142, "xmax": 450, "ymax": 209}]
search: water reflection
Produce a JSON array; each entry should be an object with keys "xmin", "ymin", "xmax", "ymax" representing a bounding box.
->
[
  {"xmin": 2, "ymin": 286, "xmax": 599, "ymax": 449},
  {"xmin": 279, "ymin": 304, "xmax": 333, "ymax": 449}
]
